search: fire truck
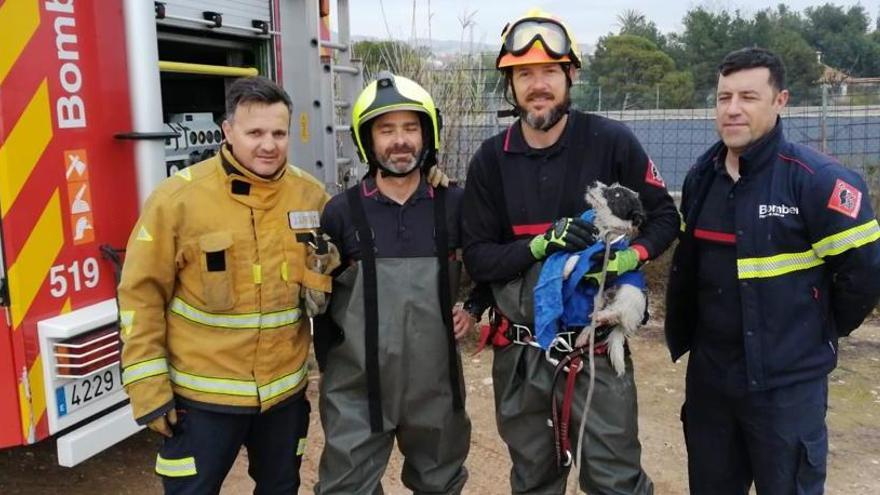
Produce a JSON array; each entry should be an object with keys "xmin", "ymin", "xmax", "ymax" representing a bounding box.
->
[{"xmin": 0, "ymin": 0, "xmax": 361, "ymax": 466}]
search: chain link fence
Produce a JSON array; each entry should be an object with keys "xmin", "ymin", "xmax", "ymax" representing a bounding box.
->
[{"xmin": 432, "ymin": 69, "xmax": 880, "ymax": 194}]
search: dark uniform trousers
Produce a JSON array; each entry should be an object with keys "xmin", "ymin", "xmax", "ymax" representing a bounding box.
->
[
  {"xmin": 158, "ymin": 395, "xmax": 310, "ymax": 495},
  {"xmin": 683, "ymin": 366, "xmax": 828, "ymax": 495}
]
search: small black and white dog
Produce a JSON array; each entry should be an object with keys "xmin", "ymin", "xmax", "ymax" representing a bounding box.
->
[{"xmin": 563, "ymin": 182, "xmax": 647, "ymax": 376}]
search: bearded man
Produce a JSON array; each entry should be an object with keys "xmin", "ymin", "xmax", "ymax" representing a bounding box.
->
[
  {"xmin": 461, "ymin": 9, "xmax": 679, "ymax": 494},
  {"xmin": 314, "ymin": 72, "xmax": 473, "ymax": 494}
]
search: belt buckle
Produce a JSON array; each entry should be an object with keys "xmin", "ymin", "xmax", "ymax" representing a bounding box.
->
[{"xmin": 511, "ymin": 323, "xmax": 533, "ymax": 345}]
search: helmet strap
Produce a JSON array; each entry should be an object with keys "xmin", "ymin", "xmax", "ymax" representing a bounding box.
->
[
  {"xmin": 501, "ymin": 70, "xmax": 524, "ymax": 118},
  {"xmin": 561, "ymin": 63, "xmax": 573, "ymax": 87}
]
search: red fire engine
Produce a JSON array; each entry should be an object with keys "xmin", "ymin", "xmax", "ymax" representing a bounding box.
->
[{"xmin": 0, "ymin": 0, "xmax": 360, "ymax": 466}]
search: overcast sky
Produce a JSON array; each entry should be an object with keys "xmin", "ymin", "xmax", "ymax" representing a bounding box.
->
[{"xmin": 343, "ymin": 1, "xmax": 878, "ymax": 48}]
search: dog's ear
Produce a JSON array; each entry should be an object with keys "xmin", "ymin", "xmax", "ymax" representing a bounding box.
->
[
  {"xmin": 629, "ymin": 209, "xmax": 646, "ymax": 228},
  {"xmin": 603, "ymin": 184, "xmax": 645, "ymax": 226}
]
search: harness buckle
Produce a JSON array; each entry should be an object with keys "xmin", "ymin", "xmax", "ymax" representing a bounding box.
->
[
  {"xmin": 545, "ymin": 331, "xmax": 580, "ymax": 371},
  {"xmin": 551, "ymin": 331, "xmax": 577, "ymax": 354},
  {"xmin": 511, "ymin": 323, "xmax": 534, "ymax": 346}
]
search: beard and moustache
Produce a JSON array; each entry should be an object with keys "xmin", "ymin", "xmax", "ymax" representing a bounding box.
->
[
  {"xmin": 521, "ymin": 90, "xmax": 571, "ymax": 132},
  {"xmin": 377, "ymin": 143, "xmax": 420, "ymax": 175}
]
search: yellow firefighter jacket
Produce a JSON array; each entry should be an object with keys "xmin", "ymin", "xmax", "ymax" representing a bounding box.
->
[{"xmin": 119, "ymin": 145, "xmax": 330, "ymax": 424}]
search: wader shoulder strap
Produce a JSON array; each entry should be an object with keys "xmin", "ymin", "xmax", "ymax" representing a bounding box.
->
[
  {"xmin": 433, "ymin": 186, "xmax": 464, "ymax": 411},
  {"xmin": 345, "ymin": 185, "xmax": 384, "ymax": 433}
]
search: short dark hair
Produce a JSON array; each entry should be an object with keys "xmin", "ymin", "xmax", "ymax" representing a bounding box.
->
[
  {"xmin": 225, "ymin": 76, "xmax": 292, "ymax": 120},
  {"xmin": 718, "ymin": 47, "xmax": 786, "ymax": 92}
]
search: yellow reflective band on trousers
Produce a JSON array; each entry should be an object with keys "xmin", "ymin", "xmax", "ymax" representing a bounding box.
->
[
  {"xmin": 155, "ymin": 454, "xmax": 197, "ymax": 477},
  {"xmin": 169, "ymin": 297, "xmax": 301, "ymax": 329},
  {"xmin": 812, "ymin": 219, "xmax": 880, "ymax": 258},
  {"xmin": 168, "ymin": 364, "xmax": 309, "ymax": 401},
  {"xmin": 737, "ymin": 249, "xmax": 825, "ymax": 279},
  {"xmin": 122, "ymin": 357, "xmax": 168, "ymax": 386}
]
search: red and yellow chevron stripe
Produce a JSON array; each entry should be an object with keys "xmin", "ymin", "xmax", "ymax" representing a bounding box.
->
[
  {"xmin": 1, "ymin": 0, "xmax": 140, "ymax": 448},
  {"xmin": 0, "ymin": 0, "xmax": 63, "ymax": 446}
]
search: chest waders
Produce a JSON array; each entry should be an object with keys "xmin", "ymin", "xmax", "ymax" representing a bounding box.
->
[
  {"xmin": 345, "ymin": 185, "xmax": 464, "ymax": 433},
  {"xmin": 485, "ymin": 120, "xmax": 626, "ymax": 472}
]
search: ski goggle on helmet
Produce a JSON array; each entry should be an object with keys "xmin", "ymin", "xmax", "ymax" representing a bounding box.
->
[{"xmin": 497, "ymin": 9, "xmax": 582, "ymax": 69}]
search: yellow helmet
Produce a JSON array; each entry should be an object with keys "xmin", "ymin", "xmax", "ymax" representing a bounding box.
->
[
  {"xmin": 496, "ymin": 8, "xmax": 581, "ymax": 69},
  {"xmin": 351, "ymin": 72, "xmax": 441, "ymax": 175}
]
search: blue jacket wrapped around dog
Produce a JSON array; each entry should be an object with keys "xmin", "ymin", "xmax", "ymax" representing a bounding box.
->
[{"xmin": 534, "ymin": 210, "xmax": 646, "ymax": 350}]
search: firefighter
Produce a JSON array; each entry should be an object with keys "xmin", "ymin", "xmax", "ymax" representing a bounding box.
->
[
  {"xmin": 313, "ymin": 72, "xmax": 473, "ymax": 494},
  {"xmin": 461, "ymin": 9, "xmax": 679, "ymax": 494},
  {"xmin": 118, "ymin": 76, "xmax": 340, "ymax": 494},
  {"xmin": 666, "ymin": 47, "xmax": 880, "ymax": 494}
]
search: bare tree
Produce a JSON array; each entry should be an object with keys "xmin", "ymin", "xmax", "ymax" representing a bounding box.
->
[{"xmin": 617, "ymin": 9, "xmax": 647, "ymax": 33}]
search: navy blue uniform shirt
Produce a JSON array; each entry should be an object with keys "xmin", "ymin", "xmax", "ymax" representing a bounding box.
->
[
  {"xmin": 321, "ymin": 176, "xmax": 463, "ymax": 263},
  {"xmin": 691, "ymin": 156, "xmax": 748, "ymax": 395}
]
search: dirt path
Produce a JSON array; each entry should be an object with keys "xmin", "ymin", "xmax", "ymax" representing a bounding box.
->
[{"xmin": 2, "ymin": 323, "xmax": 878, "ymax": 494}]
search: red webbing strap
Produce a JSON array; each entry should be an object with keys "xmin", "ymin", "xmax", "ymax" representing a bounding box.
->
[
  {"xmin": 551, "ymin": 348, "xmax": 587, "ymax": 469},
  {"xmin": 473, "ymin": 312, "xmax": 513, "ymax": 355},
  {"xmin": 559, "ymin": 356, "xmax": 581, "ymax": 467}
]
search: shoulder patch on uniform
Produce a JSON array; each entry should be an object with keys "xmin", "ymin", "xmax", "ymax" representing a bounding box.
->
[
  {"xmin": 136, "ymin": 225, "xmax": 154, "ymax": 242},
  {"xmin": 645, "ymin": 158, "xmax": 666, "ymax": 188},
  {"xmin": 827, "ymin": 178, "xmax": 862, "ymax": 219},
  {"xmin": 175, "ymin": 168, "xmax": 192, "ymax": 182}
]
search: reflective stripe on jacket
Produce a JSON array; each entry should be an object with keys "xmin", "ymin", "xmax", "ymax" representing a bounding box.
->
[
  {"xmin": 119, "ymin": 146, "xmax": 330, "ymax": 423},
  {"xmin": 665, "ymin": 121, "xmax": 880, "ymax": 391}
]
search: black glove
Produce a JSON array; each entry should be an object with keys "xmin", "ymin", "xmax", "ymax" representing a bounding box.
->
[{"xmin": 529, "ymin": 218, "xmax": 598, "ymax": 260}]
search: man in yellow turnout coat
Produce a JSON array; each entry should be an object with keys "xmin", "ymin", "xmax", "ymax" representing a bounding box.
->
[{"xmin": 118, "ymin": 76, "xmax": 337, "ymax": 494}]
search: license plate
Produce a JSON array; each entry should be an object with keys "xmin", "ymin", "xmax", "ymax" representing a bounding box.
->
[{"xmin": 55, "ymin": 366, "xmax": 122, "ymax": 417}]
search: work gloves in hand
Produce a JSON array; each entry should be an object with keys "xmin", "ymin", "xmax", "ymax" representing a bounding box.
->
[
  {"xmin": 303, "ymin": 234, "xmax": 341, "ymax": 317},
  {"xmin": 529, "ymin": 218, "xmax": 598, "ymax": 260},
  {"xmin": 148, "ymin": 408, "xmax": 177, "ymax": 438},
  {"xmin": 426, "ymin": 165, "xmax": 450, "ymax": 188}
]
